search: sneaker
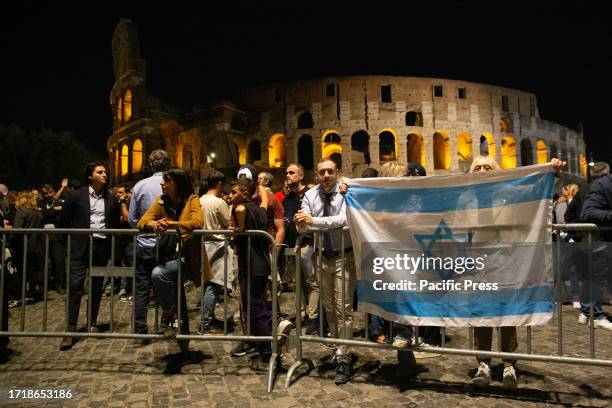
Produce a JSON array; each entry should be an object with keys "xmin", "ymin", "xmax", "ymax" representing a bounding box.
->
[
  {"xmin": 59, "ymin": 337, "xmax": 74, "ymax": 351},
  {"xmin": 392, "ymin": 337, "xmax": 411, "ymax": 349},
  {"xmin": 305, "ymin": 319, "xmax": 319, "ymax": 335},
  {"xmin": 593, "ymin": 318, "xmax": 612, "ymax": 330},
  {"xmin": 277, "ymin": 319, "xmax": 295, "ymax": 347},
  {"xmin": 198, "ymin": 324, "xmax": 223, "ymax": 335},
  {"xmin": 230, "ymin": 342, "xmax": 256, "ymax": 357},
  {"xmin": 373, "ymin": 334, "xmax": 386, "ymax": 344},
  {"xmin": 473, "ymin": 362, "xmax": 491, "ymax": 387},
  {"xmin": 119, "ymin": 293, "xmax": 130, "ymax": 303},
  {"xmin": 334, "ymin": 362, "xmax": 351, "ymax": 385},
  {"xmin": 572, "ymin": 301, "xmax": 581, "ymax": 309},
  {"xmin": 502, "ymin": 365, "xmax": 518, "ymax": 389},
  {"xmin": 117, "ymin": 288, "xmax": 126, "ymax": 298},
  {"xmin": 578, "ymin": 313, "xmax": 588, "ymax": 325},
  {"xmin": 104, "ymin": 285, "xmax": 112, "ymax": 297}
]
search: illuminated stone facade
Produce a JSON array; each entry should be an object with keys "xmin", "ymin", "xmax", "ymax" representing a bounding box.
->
[{"xmin": 108, "ymin": 19, "xmax": 587, "ymax": 184}]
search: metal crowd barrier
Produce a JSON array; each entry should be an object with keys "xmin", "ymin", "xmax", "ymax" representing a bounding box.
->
[
  {"xmin": 285, "ymin": 225, "xmax": 612, "ymax": 388},
  {"xmin": 0, "ymin": 228, "xmax": 282, "ymax": 393}
]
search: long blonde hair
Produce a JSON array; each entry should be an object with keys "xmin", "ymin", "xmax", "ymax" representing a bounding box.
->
[
  {"xmin": 555, "ymin": 183, "xmax": 580, "ymax": 205},
  {"xmin": 379, "ymin": 161, "xmax": 407, "ymax": 177},
  {"xmin": 15, "ymin": 191, "xmax": 38, "ymax": 209}
]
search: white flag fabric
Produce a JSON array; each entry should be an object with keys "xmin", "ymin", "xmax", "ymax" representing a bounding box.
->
[{"xmin": 345, "ymin": 164, "xmax": 556, "ymax": 327}]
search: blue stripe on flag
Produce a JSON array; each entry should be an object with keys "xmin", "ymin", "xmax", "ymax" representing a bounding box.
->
[
  {"xmin": 345, "ymin": 172, "xmax": 554, "ymax": 213},
  {"xmin": 357, "ymin": 280, "xmax": 554, "ymax": 317}
]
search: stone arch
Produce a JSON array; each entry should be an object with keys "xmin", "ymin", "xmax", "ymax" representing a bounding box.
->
[
  {"xmin": 580, "ymin": 153, "xmax": 587, "ymax": 177},
  {"xmin": 114, "ymin": 148, "xmax": 119, "ymax": 180},
  {"xmin": 457, "ymin": 132, "xmax": 473, "ymax": 172},
  {"xmin": 132, "ymin": 138, "xmax": 143, "ymax": 173},
  {"xmin": 549, "ymin": 143, "xmax": 558, "ymax": 160},
  {"xmin": 298, "ymin": 134, "xmax": 314, "ymax": 170},
  {"xmin": 182, "ymin": 143, "xmax": 193, "ymax": 170},
  {"xmin": 268, "ymin": 133, "xmax": 286, "ymax": 168},
  {"xmin": 351, "ymin": 130, "xmax": 370, "ymax": 165},
  {"xmin": 500, "ymin": 118, "xmax": 510, "ymax": 133},
  {"xmin": 117, "ymin": 97, "xmax": 123, "ymax": 126},
  {"xmin": 322, "ymin": 129, "xmax": 342, "ymax": 160},
  {"xmin": 520, "ymin": 139, "xmax": 534, "ymax": 166},
  {"xmin": 123, "ymin": 89, "xmax": 132, "ymax": 122},
  {"xmin": 480, "ymin": 133, "xmax": 496, "ymax": 159},
  {"xmin": 379, "ymin": 129, "xmax": 398, "ymax": 162},
  {"xmin": 536, "ymin": 139, "xmax": 548, "ymax": 164},
  {"xmin": 407, "ymin": 133, "xmax": 424, "ymax": 165},
  {"xmin": 569, "ymin": 148, "xmax": 577, "ymax": 174},
  {"xmin": 297, "ymin": 111, "xmax": 314, "ymax": 129},
  {"xmin": 501, "ymin": 136, "xmax": 517, "ymax": 169},
  {"xmin": 121, "ymin": 144, "xmax": 129, "ymax": 176},
  {"xmin": 433, "ymin": 130, "xmax": 450, "ymax": 170},
  {"xmin": 248, "ymin": 140, "xmax": 262, "ymax": 163},
  {"xmin": 405, "ymin": 111, "xmax": 423, "ymax": 126}
]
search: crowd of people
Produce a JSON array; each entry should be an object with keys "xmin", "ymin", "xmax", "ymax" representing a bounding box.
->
[{"xmin": 0, "ymin": 149, "xmax": 611, "ymax": 389}]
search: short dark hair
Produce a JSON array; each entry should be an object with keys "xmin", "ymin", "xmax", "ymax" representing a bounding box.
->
[
  {"xmin": 316, "ymin": 157, "xmax": 337, "ymax": 169},
  {"xmin": 202, "ymin": 171, "xmax": 226, "ymax": 192},
  {"xmin": 84, "ymin": 161, "xmax": 108, "ymax": 185},
  {"xmin": 149, "ymin": 150, "xmax": 171, "ymax": 172},
  {"xmin": 232, "ymin": 178, "xmax": 256, "ymax": 197},
  {"xmin": 287, "ymin": 163, "xmax": 305, "ymax": 175},
  {"xmin": 40, "ymin": 183, "xmax": 54, "ymax": 192},
  {"xmin": 361, "ymin": 168, "xmax": 378, "ymax": 178}
]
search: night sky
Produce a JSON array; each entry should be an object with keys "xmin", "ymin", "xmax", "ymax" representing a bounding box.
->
[{"xmin": 2, "ymin": 2, "xmax": 611, "ymax": 163}]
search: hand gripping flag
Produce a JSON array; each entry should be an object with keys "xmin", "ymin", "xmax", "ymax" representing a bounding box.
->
[{"xmin": 345, "ymin": 164, "xmax": 556, "ymax": 327}]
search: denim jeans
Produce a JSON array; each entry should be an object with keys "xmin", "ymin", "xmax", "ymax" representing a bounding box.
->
[
  {"xmin": 151, "ymin": 259, "xmax": 190, "ymax": 335},
  {"xmin": 201, "ymin": 282, "xmax": 223, "ymax": 327}
]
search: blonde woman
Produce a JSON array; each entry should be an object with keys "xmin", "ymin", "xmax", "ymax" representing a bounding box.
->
[
  {"xmin": 11, "ymin": 192, "xmax": 43, "ymax": 302},
  {"xmin": 469, "ymin": 155, "xmax": 564, "ymax": 389},
  {"xmin": 553, "ymin": 183, "xmax": 581, "ymax": 308}
]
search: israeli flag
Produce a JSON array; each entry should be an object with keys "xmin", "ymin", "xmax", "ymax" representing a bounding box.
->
[{"xmin": 345, "ymin": 164, "xmax": 556, "ymax": 327}]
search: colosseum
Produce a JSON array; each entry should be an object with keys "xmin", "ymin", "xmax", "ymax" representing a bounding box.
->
[{"xmin": 108, "ymin": 19, "xmax": 587, "ymax": 186}]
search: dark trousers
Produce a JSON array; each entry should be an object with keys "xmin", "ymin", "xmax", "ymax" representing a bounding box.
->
[
  {"xmin": 128, "ymin": 245, "xmax": 156, "ymax": 334},
  {"xmin": 239, "ymin": 272, "xmax": 271, "ymax": 357},
  {"xmin": 67, "ymin": 240, "xmax": 109, "ymax": 331},
  {"xmin": 0, "ymin": 271, "xmax": 8, "ymax": 349},
  {"xmin": 49, "ymin": 234, "xmax": 66, "ymax": 289}
]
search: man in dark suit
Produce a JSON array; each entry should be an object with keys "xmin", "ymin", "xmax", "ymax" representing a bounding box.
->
[{"xmin": 58, "ymin": 162, "xmax": 120, "ymax": 350}]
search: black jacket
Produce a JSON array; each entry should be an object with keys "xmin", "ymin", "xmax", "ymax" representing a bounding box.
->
[
  {"xmin": 581, "ymin": 174, "xmax": 612, "ymax": 242},
  {"xmin": 58, "ymin": 186, "xmax": 120, "ymax": 260}
]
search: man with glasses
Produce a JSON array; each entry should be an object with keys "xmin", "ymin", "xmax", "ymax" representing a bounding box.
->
[{"xmin": 294, "ymin": 158, "xmax": 355, "ymax": 385}]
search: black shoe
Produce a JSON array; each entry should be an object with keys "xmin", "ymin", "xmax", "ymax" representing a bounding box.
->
[
  {"xmin": 305, "ymin": 319, "xmax": 319, "ymax": 335},
  {"xmin": 230, "ymin": 342, "xmax": 256, "ymax": 357},
  {"xmin": 334, "ymin": 362, "xmax": 351, "ymax": 385},
  {"xmin": 318, "ymin": 353, "xmax": 338, "ymax": 371}
]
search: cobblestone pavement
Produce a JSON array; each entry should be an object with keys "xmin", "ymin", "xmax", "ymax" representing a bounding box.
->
[{"xmin": 0, "ymin": 286, "xmax": 610, "ymax": 407}]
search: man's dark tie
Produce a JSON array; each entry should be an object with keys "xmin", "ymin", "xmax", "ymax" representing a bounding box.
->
[{"xmin": 322, "ymin": 191, "xmax": 335, "ymax": 259}]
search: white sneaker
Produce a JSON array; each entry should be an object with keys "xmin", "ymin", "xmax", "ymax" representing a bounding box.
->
[
  {"xmin": 277, "ymin": 319, "xmax": 294, "ymax": 347},
  {"xmin": 593, "ymin": 318, "xmax": 612, "ymax": 330},
  {"xmin": 572, "ymin": 302, "xmax": 581, "ymax": 309},
  {"xmin": 473, "ymin": 362, "xmax": 491, "ymax": 387},
  {"xmin": 392, "ymin": 337, "xmax": 410, "ymax": 349},
  {"xmin": 502, "ymin": 365, "xmax": 518, "ymax": 389},
  {"xmin": 578, "ymin": 313, "xmax": 588, "ymax": 325}
]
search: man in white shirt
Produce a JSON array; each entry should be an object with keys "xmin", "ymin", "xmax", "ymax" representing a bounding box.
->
[{"xmin": 294, "ymin": 158, "xmax": 355, "ymax": 385}]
